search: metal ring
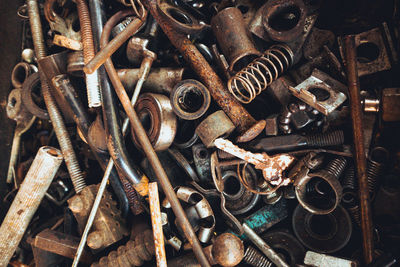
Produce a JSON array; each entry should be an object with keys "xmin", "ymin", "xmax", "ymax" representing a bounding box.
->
[
  {"xmin": 170, "ymin": 79, "xmax": 211, "ymax": 120},
  {"xmin": 11, "ymin": 62, "xmax": 36, "ymax": 89},
  {"xmin": 292, "ymin": 204, "xmax": 352, "ymax": 253},
  {"xmin": 21, "ymin": 72, "xmax": 50, "ymax": 120},
  {"xmin": 132, "ymin": 93, "xmax": 177, "ymax": 151},
  {"xmin": 173, "ymin": 119, "xmax": 199, "ymax": 149}
]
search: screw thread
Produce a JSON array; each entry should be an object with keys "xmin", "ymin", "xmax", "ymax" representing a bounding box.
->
[
  {"xmin": 306, "ymin": 130, "xmax": 344, "ymax": 147},
  {"xmin": 92, "ymin": 229, "xmax": 154, "ymax": 267},
  {"xmin": 243, "ymin": 246, "xmax": 273, "ymax": 267}
]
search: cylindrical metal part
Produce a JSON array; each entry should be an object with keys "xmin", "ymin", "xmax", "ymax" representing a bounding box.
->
[
  {"xmin": 242, "ymin": 223, "xmax": 290, "ymax": 267},
  {"xmin": 11, "ymin": 62, "xmax": 36, "ymax": 88},
  {"xmin": 75, "ymin": 0, "xmax": 102, "ymax": 107},
  {"xmin": 243, "ymin": 246, "xmax": 273, "ymax": 267},
  {"xmin": 343, "ymin": 35, "xmax": 374, "ymax": 264},
  {"xmin": 149, "ymin": 182, "xmax": 167, "ymax": 267},
  {"xmin": 117, "ymin": 68, "xmax": 184, "ymax": 95},
  {"xmin": 211, "ymin": 7, "xmax": 261, "ymax": 72},
  {"xmin": 0, "ymin": 147, "xmax": 63, "ymax": 266},
  {"xmin": 170, "ymin": 79, "xmax": 211, "ymax": 120},
  {"xmin": 132, "ymin": 93, "xmax": 177, "ymax": 151}
]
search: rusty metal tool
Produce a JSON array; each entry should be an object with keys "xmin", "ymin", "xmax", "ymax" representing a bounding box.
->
[
  {"xmin": 142, "ymin": 0, "xmax": 266, "ymax": 142},
  {"xmin": 149, "ymin": 182, "xmax": 167, "ymax": 267},
  {"xmin": 6, "ymin": 88, "xmax": 35, "ymax": 185},
  {"xmin": 343, "ymin": 35, "xmax": 374, "ymax": 264}
]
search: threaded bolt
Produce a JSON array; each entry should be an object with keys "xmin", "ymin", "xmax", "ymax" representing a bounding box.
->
[
  {"xmin": 306, "ymin": 130, "xmax": 344, "ymax": 147},
  {"xmin": 243, "ymin": 246, "xmax": 273, "ymax": 267},
  {"xmin": 92, "ymin": 229, "xmax": 154, "ymax": 267},
  {"xmin": 74, "ymin": 0, "xmax": 102, "ymax": 107},
  {"xmin": 27, "ymin": 0, "xmax": 86, "ymax": 193}
]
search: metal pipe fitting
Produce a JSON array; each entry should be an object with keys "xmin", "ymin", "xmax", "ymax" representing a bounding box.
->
[
  {"xmin": 170, "ymin": 79, "xmax": 211, "ymax": 120},
  {"xmin": 0, "ymin": 146, "xmax": 63, "ymax": 266},
  {"xmin": 211, "ymin": 7, "xmax": 261, "ymax": 72},
  {"xmin": 11, "ymin": 62, "xmax": 36, "ymax": 88},
  {"xmin": 118, "ymin": 67, "xmax": 184, "ymax": 95}
]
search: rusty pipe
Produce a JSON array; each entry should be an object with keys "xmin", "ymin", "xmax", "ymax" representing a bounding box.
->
[
  {"xmin": 343, "ymin": 35, "xmax": 374, "ymax": 264},
  {"xmin": 0, "ymin": 147, "xmax": 63, "ymax": 266},
  {"xmin": 83, "ymin": 10, "xmax": 147, "ymax": 74},
  {"xmin": 74, "ymin": 0, "xmax": 101, "ymax": 107},
  {"xmin": 101, "ymin": 11, "xmax": 211, "ymax": 267},
  {"xmin": 142, "ymin": 0, "xmax": 265, "ymax": 142}
]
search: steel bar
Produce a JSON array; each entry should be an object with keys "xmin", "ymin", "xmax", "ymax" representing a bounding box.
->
[
  {"xmin": 343, "ymin": 35, "xmax": 374, "ymax": 264},
  {"xmin": 149, "ymin": 182, "xmax": 168, "ymax": 267}
]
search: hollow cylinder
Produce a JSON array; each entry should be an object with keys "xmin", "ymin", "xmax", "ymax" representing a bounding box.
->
[
  {"xmin": 0, "ymin": 146, "xmax": 63, "ymax": 266},
  {"xmin": 211, "ymin": 7, "xmax": 261, "ymax": 72}
]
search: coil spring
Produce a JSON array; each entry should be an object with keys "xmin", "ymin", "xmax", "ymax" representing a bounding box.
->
[
  {"xmin": 325, "ymin": 156, "xmax": 347, "ymax": 178},
  {"xmin": 227, "ymin": 44, "xmax": 294, "ymax": 104},
  {"xmin": 342, "ymin": 164, "xmax": 356, "ymax": 191},
  {"xmin": 347, "ymin": 203, "xmax": 361, "ymax": 226},
  {"xmin": 243, "ymin": 246, "xmax": 273, "ymax": 267},
  {"xmin": 367, "ymin": 147, "xmax": 388, "ymax": 196},
  {"xmin": 91, "ymin": 229, "xmax": 154, "ymax": 267}
]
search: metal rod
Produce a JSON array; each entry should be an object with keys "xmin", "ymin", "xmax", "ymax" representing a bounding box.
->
[
  {"xmin": 242, "ymin": 223, "xmax": 290, "ymax": 267},
  {"xmin": 149, "ymin": 182, "xmax": 168, "ymax": 267},
  {"xmin": 343, "ymin": 35, "xmax": 374, "ymax": 264}
]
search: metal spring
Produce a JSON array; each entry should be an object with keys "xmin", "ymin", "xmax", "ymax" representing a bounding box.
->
[
  {"xmin": 342, "ymin": 164, "xmax": 356, "ymax": 191},
  {"xmin": 325, "ymin": 156, "xmax": 347, "ymax": 178},
  {"xmin": 347, "ymin": 202, "xmax": 361, "ymax": 226},
  {"xmin": 367, "ymin": 147, "xmax": 388, "ymax": 196},
  {"xmin": 227, "ymin": 44, "xmax": 294, "ymax": 104},
  {"xmin": 92, "ymin": 229, "xmax": 154, "ymax": 267},
  {"xmin": 243, "ymin": 246, "xmax": 273, "ymax": 267}
]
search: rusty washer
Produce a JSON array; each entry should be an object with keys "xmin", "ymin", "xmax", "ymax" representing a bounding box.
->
[
  {"xmin": 211, "ymin": 7, "xmax": 261, "ymax": 72},
  {"xmin": 170, "ymin": 79, "xmax": 211, "ymax": 120},
  {"xmin": 261, "ymin": 0, "xmax": 307, "ymax": 43},
  {"xmin": 292, "ymin": 204, "xmax": 352, "ymax": 253},
  {"xmin": 195, "ymin": 110, "xmax": 235, "ymax": 147},
  {"xmin": 132, "ymin": 93, "xmax": 177, "ymax": 151}
]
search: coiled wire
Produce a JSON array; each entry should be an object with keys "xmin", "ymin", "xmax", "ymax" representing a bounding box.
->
[
  {"xmin": 243, "ymin": 246, "xmax": 273, "ymax": 267},
  {"xmin": 227, "ymin": 44, "xmax": 294, "ymax": 104},
  {"xmin": 367, "ymin": 147, "xmax": 388, "ymax": 197}
]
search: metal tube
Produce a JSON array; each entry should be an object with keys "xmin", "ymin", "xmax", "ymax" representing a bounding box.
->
[
  {"xmin": 242, "ymin": 223, "xmax": 290, "ymax": 267},
  {"xmin": 343, "ymin": 35, "xmax": 374, "ymax": 264},
  {"xmin": 141, "ymin": 0, "xmax": 265, "ymax": 142},
  {"xmin": 101, "ymin": 11, "xmax": 211, "ymax": 267},
  {"xmin": 149, "ymin": 182, "xmax": 168, "ymax": 267},
  {"xmin": 0, "ymin": 146, "xmax": 63, "ymax": 266}
]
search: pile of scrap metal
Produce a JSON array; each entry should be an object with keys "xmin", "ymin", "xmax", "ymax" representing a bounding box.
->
[{"xmin": 1, "ymin": 0, "xmax": 400, "ymax": 266}]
